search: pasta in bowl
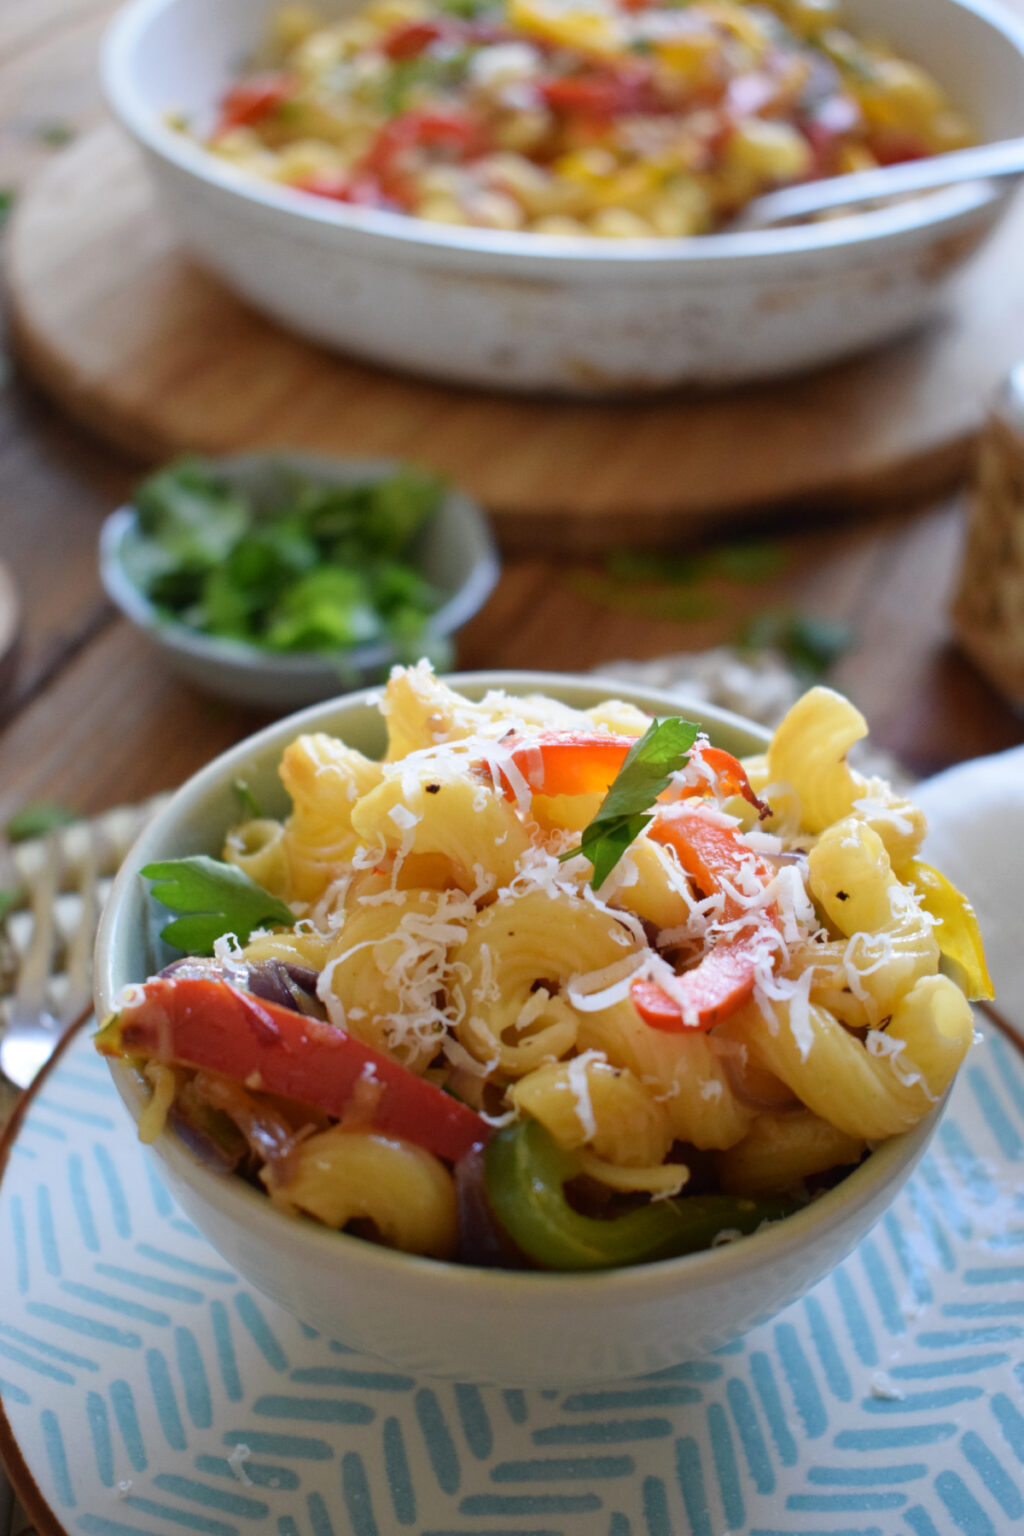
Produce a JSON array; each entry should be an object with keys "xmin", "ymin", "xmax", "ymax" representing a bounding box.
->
[{"xmin": 94, "ymin": 667, "xmax": 988, "ymax": 1383}]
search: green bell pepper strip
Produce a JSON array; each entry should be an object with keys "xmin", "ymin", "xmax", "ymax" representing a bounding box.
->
[{"xmin": 483, "ymin": 1118, "xmax": 798, "ymax": 1272}]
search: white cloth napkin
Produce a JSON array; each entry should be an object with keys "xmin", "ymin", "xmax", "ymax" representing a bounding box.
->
[{"xmin": 913, "ymin": 745, "xmax": 1024, "ymax": 1011}]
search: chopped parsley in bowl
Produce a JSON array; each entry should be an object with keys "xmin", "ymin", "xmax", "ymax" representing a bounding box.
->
[{"xmin": 99, "ymin": 453, "xmax": 500, "ymax": 708}]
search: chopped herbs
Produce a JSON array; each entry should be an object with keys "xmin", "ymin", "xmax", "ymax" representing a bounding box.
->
[
  {"xmin": 5, "ymin": 802, "xmax": 80, "ymax": 842},
  {"xmin": 737, "ymin": 609, "xmax": 854, "ymax": 681},
  {"xmin": 36, "ymin": 121, "xmax": 76, "ymax": 147},
  {"xmin": 121, "ymin": 459, "xmax": 447, "ymax": 657},
  {"xmin": 233, "ymin": 779, "xmax": 264, "ymax": 820},
  {"xmin": 606, "ymin": 540, "xmax": 785, "ymax": 588},
  {"xmin": 0, "ymin": 190, "xmax": 14, "ymax": 227},
  {"xmin": 708, "ymin": 541, "xmax": 786, "ymax": 585},
  {"xmin": 142, "ymin": 856, "xmax": 296, "ymax": 954},
  {"xmin": 573, "ymin": 539, "xmax": 787, "ymax": 624},
  {"xmin": 0, "ymin": 887, "xmax": 24, "ymax": 921},
  {"xmin": 569, "ymin": 571, "xmax": 719, "ymax": 623},
  {"xmin": 560, "ymin": 717, "xmax": 699, "ymax": 889}
]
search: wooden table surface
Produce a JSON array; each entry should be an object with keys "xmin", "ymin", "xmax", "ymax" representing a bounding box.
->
[
  {"xmin": 1, "ymin": 1, "xmax": 1024, "ymax": 1524},
  {"xmin": 1, "ymin": 4, "xmax": 1024, "ymax": 817}
]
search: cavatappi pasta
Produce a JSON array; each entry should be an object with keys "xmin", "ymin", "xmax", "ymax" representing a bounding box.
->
[
  {"xmin": 196, "ymin": 0, "xmax": 973, "ymax": 239},
  {"xmin": 98, "ymin": 664, "xmax": 986, "ymax": 1271}
]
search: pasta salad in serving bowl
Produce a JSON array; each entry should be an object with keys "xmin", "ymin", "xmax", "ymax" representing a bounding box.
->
[
  {"xmin": 102, "ymin": 0, "xmax": 1024, "ymax": 389},
  {"xmin": 94, "ymin": 666, "xmax": 989, "ymax": 1384}
]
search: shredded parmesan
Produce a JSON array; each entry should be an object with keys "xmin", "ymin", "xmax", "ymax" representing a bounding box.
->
[
  {"xmin": 227, "ymin": 1443, "xmax": 254, "ymax": 1485},
  {"xmin": 869, "ymin": 1371, "xmax": 906, "ymax": 1401},
  {"xmin": 567, "ymin": 952, "xmax": 645, "ymax": 1012},
  {"xmin": 566, "ymin": 1052, "xmax": 600, "ymax": 1141}
]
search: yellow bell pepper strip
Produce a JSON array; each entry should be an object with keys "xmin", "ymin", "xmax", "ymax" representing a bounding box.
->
[
  {"xmin": 904, "ymin": 859, "xmax": 994, "ymax": 1002},
  {"xmin": 95, "ymin": 976, "xmax": 491, "ymax": 1163},
  {"xmin": 484, "ymin": 1118, "xmax": 797, "ymax": 1270},
  {"xmin": 631, "ymin": 810, "xmax": 779, "ymax": 1032}
]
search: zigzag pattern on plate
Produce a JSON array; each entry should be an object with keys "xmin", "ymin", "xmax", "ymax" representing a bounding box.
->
[{"xmin": 1, "ymin": 1024, "xmax": 1023, "ymax": 1536}]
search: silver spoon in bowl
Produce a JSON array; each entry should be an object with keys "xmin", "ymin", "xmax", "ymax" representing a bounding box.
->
[{"xmin": 727, "ymin": 134, "xmax": 1024, "ymax": 232}]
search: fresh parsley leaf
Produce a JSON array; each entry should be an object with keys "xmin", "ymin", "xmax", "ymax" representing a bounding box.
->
[
  {"xmin": 36, "ymin": 121, "xmax": 76, "ymax": 147},
  {"xmin": 233, "ymin": 779, "xmax": 264, "ymax": 820},
  {"xmin": 569, "ymin": 571, "xmax": 719, "ymax": 622},
  {"xmin": 129, "ymin": 459, "xmax": 250, "ymax": 604},
  {"xmin": 605, "ymin": 550, "xmax": 705, "ymax": 585},
  {"xmin": 5, "ymin": 801, "xmax": 80, "ymax": 842},
  {"xmin": 559, "ymin": 717, "xmax": 700, "ymax": 889},
  {"xmin": 0, "ymin": 886, "xmax": 24, "ymax": 921},
  {"xmin": 738, "ymin": 609, "xmax": 854, "ymax": 681},
  {"xmin": 708, "ymin": 540, "xmax": 786, "ymax": 585},
  {"xmin": 142, "ymin": 856, "xmax": 295, "ymax": 954}
]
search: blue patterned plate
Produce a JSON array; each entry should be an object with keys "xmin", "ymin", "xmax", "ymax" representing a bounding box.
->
[{"xmin": 2, "ymin": 1020, "xmax": 1023, "ymax": 1536}]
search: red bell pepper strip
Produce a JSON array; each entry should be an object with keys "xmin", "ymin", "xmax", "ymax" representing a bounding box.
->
[
  {"xmin": 493, "ymin": 733, "xmax": 765, "ymax": 812},
  {"xmin": 381, "ymin": 18, "xmax": 449, "ymax": 58},
  {"xmin": 291, "ymin": 170, "xmax": 390, "ymax": 208},
  {"xmin": 359, "ymin": 108, "xmax": 487, "ymax": 206},
  {"xmin": 869, "ymin": 130, "xmax": 930, "ymax": 166},
  {"xmin": 668, "ymin": 746, "xmax": 768, "ymax": 814},
  {"xmin": 540, "ymin": 67, "xmax": 659, "ymax": 119},
  {"xmin": 215, "ymin": 72, "xmax": 295, "ymax": 135},
  {"xmin": 97, "ymin": 976, "xmax": 490, "ymax": 1163},
  {"xmin": 631, "ymin": 810, "xmax": 779, "ymax": 1032}
]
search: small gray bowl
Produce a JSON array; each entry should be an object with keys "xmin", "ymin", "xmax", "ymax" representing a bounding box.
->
[{"xmin": 99, "ymin": 452, "xmax": 501, "ymax": 709}]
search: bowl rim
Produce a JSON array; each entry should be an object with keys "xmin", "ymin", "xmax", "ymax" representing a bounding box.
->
[
  {"xmin": 101, "ymin": 0, "xmax": 1024, "ymax": 270},
  {"xmin": 95, "ymin": 668, "xmax": 945, "ymax": 1301},
  {"xmin": 97, "ymin": 451, "xmax": 501, "ymax": 675}
]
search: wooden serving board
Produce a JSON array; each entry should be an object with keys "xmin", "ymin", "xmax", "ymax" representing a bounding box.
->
[{"xmin": 9, "ymin": 124, "xmax": 1024, "ymax": 553}]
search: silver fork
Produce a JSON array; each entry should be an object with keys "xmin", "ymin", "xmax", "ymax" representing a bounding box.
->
[
  {"xmin": 0, "ymin": 796, "xmax": 170, "ymax": 1099},
  {"xmin": 0, "ymin": 828, "xmax": 99, "ymax": 1091}
]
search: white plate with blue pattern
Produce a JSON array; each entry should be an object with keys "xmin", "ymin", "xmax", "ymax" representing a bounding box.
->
[{"xmin": 1, "ymin": 1019, "xmax": 1023, "ymax": 1536}]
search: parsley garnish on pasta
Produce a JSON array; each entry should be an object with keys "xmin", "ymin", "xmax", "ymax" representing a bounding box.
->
[
  {"xmin": 560, "ymin": 717, "xmax": 699, "ymax": 889},
  {"xmin": 142, "ymin": 856, "xmax": 295, "ymax": 954}
]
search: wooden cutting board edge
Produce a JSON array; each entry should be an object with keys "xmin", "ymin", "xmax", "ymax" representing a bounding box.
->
[{"xmin": 7, "ymin": 287, "xmax": 975, "ymax": 553}]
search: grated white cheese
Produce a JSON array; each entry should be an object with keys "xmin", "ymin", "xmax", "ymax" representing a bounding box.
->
[
  {"xmin": 869, "ymin": 1371, "xmax": 906, "ymax": 1401},
  {"xmin": 866, "ymin": 1028, "xmax": 928, "ymax": 1092},
  {"xmin": 567, "ymin": 952, "xmax": 645, "ymax": 1013},
  {"xmin": 441, "ymin": 1033, "xmax": 500, "ymax": 1079},
  {"xmin": 388, "ymin": 803, "xmax": 420, "ymax": 832},
  {"xmin": 566, "ymin": 1051, "xmax": 601, "ymax": 1141},
  {"xmin": 710, "ymin": 1227, "xmax": 744, "ymax": 1247},
  {"xmin": 853, "ymin": 790, "xmax": 914, "ymax": 835},
  {"xmin": 227, "ymin": 1442, "xmax": 254, "ymax": 1484},
  {"xmin": 213, "ymin": 931, "xmax": 247, "ymax": 977}
]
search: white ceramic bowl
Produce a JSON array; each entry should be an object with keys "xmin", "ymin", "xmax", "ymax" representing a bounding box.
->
[
  {"xmin": 94, "ymin": 673, "xmax": 949, "ymax": 1386},
  {"xmin": 102, "ymin": 0, "xmax": 1024, "ymax": 393},
  {"xmin": 98, "ymin": 452, "xmax": 500, "ymax": 709}
]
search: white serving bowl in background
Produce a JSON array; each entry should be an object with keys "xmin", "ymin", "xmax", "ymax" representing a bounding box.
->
[
  {"xmin": 99, "ymin": 452, "xmax": 500, "ymax": 709},
  {"xmin": 94, "ymin": 673, "xmax": 948, "ymax": 1386},
  {"xmin": 101, "ymin": 0, "xmax": 1024, "ymax": 394}
]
